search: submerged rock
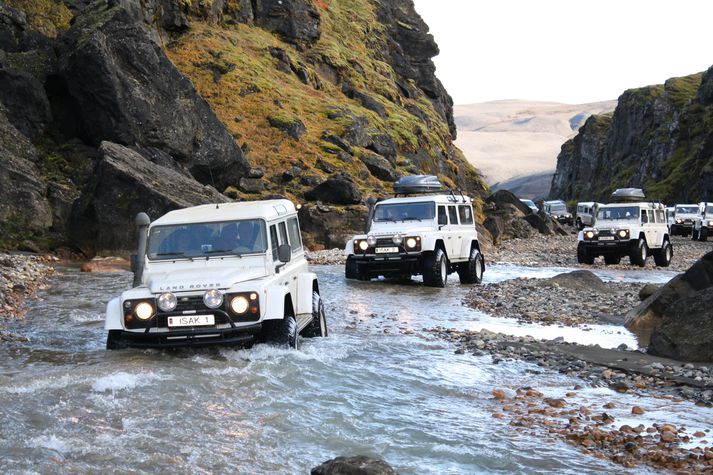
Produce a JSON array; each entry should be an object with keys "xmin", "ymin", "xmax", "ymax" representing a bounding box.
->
[{"xmin": 311, "ymin": 455, "xmax": 398, "ymax": 475}]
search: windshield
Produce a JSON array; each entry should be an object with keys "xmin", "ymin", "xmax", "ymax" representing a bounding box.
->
[
  {"xmin": 549, "ymin": 205, "xmax": 567, "ymax": 214},
  {"xmin": 373, "ymin": 202, "xmax": 435, "ymax": 222},
  {"xmin": 597, "ymin": 206, "xmax": 638, "ymax": 221},
  {"xmin": 707, "ymin": 206, "xmax": 713, "ymax": 215},
  {"xmin": 147, "ymin": 219, "xmax": 267, "ymax": 260},
  {"xmin": 676, "ymin": 206, "xmax": 699, "ymax": 214},
  {"xmin": 521, "ymin": 199, "xmax": 536, "ymax": 207}
]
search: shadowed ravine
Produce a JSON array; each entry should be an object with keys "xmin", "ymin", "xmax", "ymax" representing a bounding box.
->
[{"xmin": 0, "ymin": 264, "xmax": 707, "ymax": 473}]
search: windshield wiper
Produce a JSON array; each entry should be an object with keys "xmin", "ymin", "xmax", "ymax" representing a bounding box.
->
[
  {"xmin": 402, "ymin": 217, "xmax": 424, "ymax": 221},
  {"xmin": 203, "ymin": 249, "xmax": 244, "ymax": 257},
  {"xmin": 156, "ymin": 252, "xmax": 185, "ymax": 257}
]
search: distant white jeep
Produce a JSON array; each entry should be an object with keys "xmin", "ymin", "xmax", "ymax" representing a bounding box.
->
[
  {"xmin": 670, "ymin": 204, "xmax": 699, "ymax": 236},
  {"xmin": 105, "ymin": 200, "xmax": 327, "ymax": 349},
  {"xmin": 344, "ymin": 176, "xmax": 485, "ymax": 287},
  {"xmin": 692, "ymin": 202, "xmax": 713, "ymax": 242},
  {"xmin": 575, "ymin": 201, "xmax": 602, "ymax": 230},
  {"xmin": 577, "ymin": 200, "xmax": 672, "ymax": 267}
]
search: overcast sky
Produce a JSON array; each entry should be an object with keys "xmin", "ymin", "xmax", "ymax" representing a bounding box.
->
[{"xmin": 412, "ymin": 0, "xmax": 713, "ymax": 105}]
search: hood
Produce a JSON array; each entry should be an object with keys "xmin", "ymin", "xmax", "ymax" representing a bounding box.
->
[
  {"xmin": 368, "ymin": 221, "xmax": 436, "ymax": 235},
  {"xmin": 145, "ymin": 262, "xmax": 267, "ymax": 293}
]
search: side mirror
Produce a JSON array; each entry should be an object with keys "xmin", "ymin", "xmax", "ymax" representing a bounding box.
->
[{"xmin": 278, "ymin": 244, "xmax": 291, "ymax": 263}]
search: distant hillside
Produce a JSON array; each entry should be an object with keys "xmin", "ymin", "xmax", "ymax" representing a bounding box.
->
[
  {"xmin": 454, "ymin": 100, "xmax": 616, "ymax": 199},
  {"xmin": 551, "ymin": 69, "xmax": 713, "ymax": 204}
]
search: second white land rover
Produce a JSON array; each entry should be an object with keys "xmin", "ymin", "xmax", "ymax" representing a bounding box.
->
[
  {"xmin": 670, "ymin": 204, "xmax": 699, "ymax": 236},
  {"xmin": 344, "ymin": 176, "xmax": 485, "ymax": 287},
  {"xmin": 692, "ymin": 202, "xmax": 713, "ymax": 242},
  {"xmin": 577, "ymin": 190, "xmax": 672, "ymax": 267},
  {"xmin": 104, "ymin": 200, "xmax": 327, "ymax": 350}
]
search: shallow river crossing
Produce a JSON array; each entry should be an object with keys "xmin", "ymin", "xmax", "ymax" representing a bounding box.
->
[{"xmin": 0, "ymin": 263, "xmax": 710, "ymax": 473}]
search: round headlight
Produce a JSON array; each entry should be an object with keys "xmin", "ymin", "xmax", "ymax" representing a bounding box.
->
[
  {"xmin": 406, "ymin": 237, "xmax": 417, "ymax": 248},
  {"xmin": 134, "ymin": 302, "xmax": 154, "ymax": 320},
  {"xmin": 230, "ymin": 296, "xmax": 249, "ymax": 314},
  {"xmin": 366, "ymin": 235, "xmax": 377, "ymax": 246},
  {"xmin": 618, "ymin": 230, "xmax": 628, "ymax": 238},
  {"xmin": 358, "ymin": 240, "xmax": 369, "ymax": 251},
  {"xmin": 585, "ymin": 231, "xmax": 595, "ymax": 239},
  {"xmin": 157, "ymin": 292, "xmax": 177, "ymax": 312},
  {"xmin": 676, "ymin": 218, "xmax": 683, "ymax": 223},
  {"xmin": 708, "ymin": 220, "xmax": 713, "ymax": 226},
  {"xmin": 392, "ymin": 233, "xmax": 403, "ymax": 245},
  {"xmin": 203, "ymin": 289, "xmax": 224, "ymax": 309}
]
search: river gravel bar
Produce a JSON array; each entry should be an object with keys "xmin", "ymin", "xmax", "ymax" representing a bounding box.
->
[{"xmin": 0, "ymin": 254, "xmax": 55, "ymax": 338}]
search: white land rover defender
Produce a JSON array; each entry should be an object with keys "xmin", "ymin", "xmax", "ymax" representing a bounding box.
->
[
  {"xmin": 692, "ymin": 202, "xmax": 713, "ymax": 242},
  {"xmin": 104, "ymin": 200, "xmax": 327, "ymax": 349},
  {"xmin": 576, "ymin": 189, "xmax": 672, "ymax": 267},
  {"xmin": 670, "ymin": 204, "xmax": 700, "ymax": 236},
  {"xmin": 344, "ymin": 175, "xmax": 485, "ymax": 287},
  {"xmin": 575, "ymin": 201, "xmax": 601, "ymax": 230}
]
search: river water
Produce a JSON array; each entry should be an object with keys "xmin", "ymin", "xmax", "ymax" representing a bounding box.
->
[{"xmin": 0, "ymin": 263, "xmax": 707, "ymax": 473}]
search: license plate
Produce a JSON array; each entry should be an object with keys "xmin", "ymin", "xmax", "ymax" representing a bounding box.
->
[
  {"xmin": 375, "ymin": 246, "xmax": 399, "ymax": 254},
  {"xmin": 167, "ymin": 315, "xmax": 215, "ymax": 327},
  {"xmin": 599, "ymin": 236, "xmax": 615, "ymax": 241}
]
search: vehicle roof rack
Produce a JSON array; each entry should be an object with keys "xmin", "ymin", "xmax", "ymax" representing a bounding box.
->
[
  {"xmin": 393, "ymin": 175, "xmax": 468, "ymax": 203},
  {"xmin": 610, "ymin": 188, "xmax": 646, "ymax": 203}
]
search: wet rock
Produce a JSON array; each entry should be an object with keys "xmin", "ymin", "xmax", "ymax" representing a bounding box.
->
[
  {"xmin": 311, "ymin": 455, "xmax": 397, "ymax": 475},
  {"xmin": 631, "ymin": 406, "xmax": 645, "ymax": 415},
  {"xmin": 544, "ymin": 398, "xmax": 566, "ymax": 408},
  {"xmin": 638, "ymin": 284, "xmax": 659, "ymax": 301},
  {"xmin": 545, "ymin": 270, "xmax": 609, "ymax": 293}
]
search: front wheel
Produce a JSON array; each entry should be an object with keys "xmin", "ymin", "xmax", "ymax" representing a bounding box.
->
[
  {"xmin": 345, "ymin": 256, "xmax": 358, "ymax": 279},
  {"xmin": 422, "ymin": 249, "xmax": 448, "ymax": 288},
  {"xmin": 262, "ymin": 313, "xmax": 298, "ymax": 349},
  {"xmin": 458, "ymin": 248, "xmax": 484, "ymax": 284},
  {"xmin": 653, "ymin": 240, "xmax": 673, "ymax": 267},
  {"xmin": 629, "ymin": 238, "xmax": 648, "ymax": 267},
  {"xmin": 106, "ymin": 330, "xmax": 127, "ymax": 350},
  {"xmin": 576, "ymin": 219, "xmax": 584, "ymax": 231},
  {"xmin": 700, "ymin": 228, "xmax": 709, "ymax": 242},
  {"xmin": 577, "ymin": 242, "xmax": 594, "ymax": 265},
  {"xmin": 691, "ymin": 228, "xmax": 700, "ymax": 241},
  {"xmin": 301, "ymin": 291, "xmax": 328, "ymax": 338}
]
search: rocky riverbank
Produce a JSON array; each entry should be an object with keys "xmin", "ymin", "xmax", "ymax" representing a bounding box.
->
[
  {"xmin": 306, "ymin": 249, "xmax": 346, "ymax": 265},
  {"xmin": 491, "ymin": 234, "xmax": 711, "ymax": 273},
  {"xmin": 0, "ymin": 253, "xmax": 56, "ymax": 340},
  {"xmin": 429, "ymin": 327, "xmax": 713, "ymax": 472}
]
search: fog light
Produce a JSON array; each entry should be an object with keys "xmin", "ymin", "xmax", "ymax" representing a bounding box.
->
[
  {"xmin": 230, "ymin": 296, "xmax": 249, "ymax": 314},
  {"xmin": 157, "ymin": 292, "xmax": 177, "ymax": 312},
  {"xmin": 366, "ymin": 235, "xmax": 377, "ymax": 246},
  {"xmin": 134, "ymin": 302, "xmax": 154, "ymax": 320},
  {"xmin": 203, "ymin": 289, "xmax": 224, "ymax": 309},
  {"xmin": 392, "ymin": 233, "xmax": 403, "ymax": 245}
]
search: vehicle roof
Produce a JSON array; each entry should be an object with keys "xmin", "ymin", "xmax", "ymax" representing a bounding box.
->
[
  {"xmin": 599, "ymin": 202, "xmax": 665, "ymax": 210},
  {"xmin": 377, "ymin": 195, "xmax": 472, "ymax": 205},
  {"xmin": 150, "ymin": 200, "xmax": 297, "ymax": 227},
  {"xmin": 519, "ymin": 198, "xmax": 535, "ymax": 203},
  {"xmin": 676, "ymin": 203, "xmax": 699, "ymax": 207},
  {"xmin": 544, "ymin": 200, "xmax": 566, "ymax": 205},
  {"xmin": 577, "ymin": 202, "xmax": 596, "ymax": 206}
]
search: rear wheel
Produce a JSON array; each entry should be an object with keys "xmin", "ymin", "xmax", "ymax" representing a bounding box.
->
[
  {"xmin": 423, "ymin": 248, "xmax": 448, "ymax": 288},
  {"xmin": 301, "ymin": 291, "xmax": 328, "ymax": 338},
  {"xmin": 604, "ymin": 255, "xmax": 621, "ymax": 265},
  {"xmin": 458, "ymin": 248, "xmax": 484, "ymax": 284},
  {"xmin": 653, "ymin": 240, "xmax": 673, "ymax": 267},
  {"xmin": 701, "ymin": 228, "xmax": 709, "ymax": 242},
  {"xmin": 629, "ymin": 238, "xmax": 648, "ymax": 267},
  {"xmin": 692, "ymin": 228, "xmax": 700, "ymax": 241},
  {"xmin": 576, "ymin": 218, "xmax": 583, "ymax": 231},
  {"xmin": 577, "ymin": 242, "xmax": 595, "ymax": 265}
]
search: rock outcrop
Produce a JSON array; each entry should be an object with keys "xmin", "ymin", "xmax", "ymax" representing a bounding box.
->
[
  {"xmin": 311, "ymin": 455, "xmax": 398, "ymax": 475},
  {"xmin": 483, "ymin": 190, "xmax": 567, "ymax": 244},
  {"xmin": 626, "ymin": 250, "xmax": 713, "ymax": 360},
  {"xmin": 70, "ymin": 141, "xmax": 229, "ymax": 254},
  {"xmin": 551, "ymin": 70, "xmax": 713, "ymax": 203}
]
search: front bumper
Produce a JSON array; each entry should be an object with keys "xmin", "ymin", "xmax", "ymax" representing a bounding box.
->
[
  {"xmin": 580, "ymin": 238, "xmax": 632, "ymax": 254},
  {"xmin": 116, "ymin": 323, "xmax": 262, "ymax": 349},
  {"xmin": 351, "ymin": 252, "xmax": 423, "ymax": 276}
]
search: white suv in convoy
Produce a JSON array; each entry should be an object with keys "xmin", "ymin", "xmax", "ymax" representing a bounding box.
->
[
  {"xmin": 543, "ymin": 200, "xmax": 573, "ymax": 225},
  {"xmin": 575, "ymin": 201, "xmax": 601, "ymax": 230},
  {"xmin": 692, "ymin": 202, "xmax": 713, "ymax": 242},
  {"xmin": 577, "ymin": 198, "xmax": 672, "ymax": 267},
  {"xmin": 105, "ymin": 200, "xmax": 327, "ymax": 349},
  {"xmin": 344, "ymin": 176, "xmax": 485, "ymax": 287},
  {"xmin": 670, "ymin": 204, "xmax": 699, "ymax": 236}
]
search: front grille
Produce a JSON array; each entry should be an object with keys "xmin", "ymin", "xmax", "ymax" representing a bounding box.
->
[
  {"xmin": 376, "ymin": 238, "xmax": 395, "ymax": 246},
  {"xmin": 174, "ymin": 296, "xmax": 208, "ymax": 312},
  {"xmin": 598, "ymin": 230, "xmax": 613, "ymax": 237}
]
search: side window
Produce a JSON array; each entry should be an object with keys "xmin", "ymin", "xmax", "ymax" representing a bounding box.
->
[
  {"xmin": 458, "ymin": 205, "xmax": 474, "ymax": 225},
  {"xmin": 641, "ymin": 210, "xmax": 649, "ymax": 224},
  {"xmin": 270, "ymin": 225, "xmax": 279, "ymax": 260},
  {"xmin": 438, "ymin": 206, "xmax": 448, "ymax": 225},
  {"xmin": 448, "ymin": 206, "xmax": 459, "ymax": 225},
  {"xmin": 278, "ymin": 221, "xmax": 289, "ymax": 246},
  {"xmin": 287, "ymin": 217, "xmax": 302, "ymax": 251},
  {"xmin": 656, "ymin": 210, "xmax": 665, "ymax": 223}
]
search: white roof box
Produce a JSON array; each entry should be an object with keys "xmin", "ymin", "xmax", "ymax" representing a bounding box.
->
[
  {"xmin": 610, "ymin": 188, "xmax": 646, "ymax": 203},
  {"xmin": 393, "ymin": 175, "xmax": 443, "ymax": 194}
]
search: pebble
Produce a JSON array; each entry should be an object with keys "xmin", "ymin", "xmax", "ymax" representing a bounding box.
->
[{"xmin": 631, "ymin": 406, "xmax": 645, "ymax": 415}]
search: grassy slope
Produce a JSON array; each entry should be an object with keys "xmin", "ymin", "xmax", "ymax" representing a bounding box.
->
[{"xmin": 165, "ymin": 0, "xmax": 482, "ymax": 202}]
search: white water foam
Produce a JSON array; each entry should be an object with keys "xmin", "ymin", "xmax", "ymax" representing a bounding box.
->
[{"xmin": 91, "ymin": 371, "xmax": 169, "ymax": 392}]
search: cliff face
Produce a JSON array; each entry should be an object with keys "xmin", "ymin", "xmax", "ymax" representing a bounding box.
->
[
  {"xmin": 551, "ymin": 70, "xmax": 713, "ymax": 203},
  {"xmin": 0, "ymin": 0, "xmax": 487, "ymax": 253}
]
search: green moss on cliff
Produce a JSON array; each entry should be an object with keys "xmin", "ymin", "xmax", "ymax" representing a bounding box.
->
[{"xmin": 4, "ymin": 0, "xmax": 72, "ymax": 37}]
